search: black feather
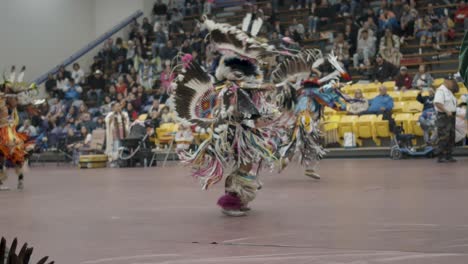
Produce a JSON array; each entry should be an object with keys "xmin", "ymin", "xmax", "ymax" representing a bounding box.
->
[{"xmin": 224, "ymin": 57, "xmax": 258, "ymax": 76}]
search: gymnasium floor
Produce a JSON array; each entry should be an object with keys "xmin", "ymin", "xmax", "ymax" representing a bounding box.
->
[{"xmin": 1, "ymin": 158, "xmax": 468, "ymax": 264}]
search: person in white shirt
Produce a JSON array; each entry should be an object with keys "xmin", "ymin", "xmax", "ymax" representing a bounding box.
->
[
  {"xmin": 18, "ymin": 119, "xmax": 37, "ymax": 137},
  {"xmin": 433, "ymin": 77, "xmax": 459, "ymax": 162},
  {"xmin": 353, "ymin": 29, "xmax": 376, "ymax": 68},
  {"xmin": 71, "ymin": 63, "xmax": 85, "ymax": 84}
]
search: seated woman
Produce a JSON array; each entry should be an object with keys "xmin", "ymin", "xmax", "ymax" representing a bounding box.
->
[
  {"xmin": 159, "ymin": 106, "xmax": 175, "ymax": 124},
  {"xmin": 347, "ymin": 89, "xmax": 369, "ymax": 114},
  {"xmin": 67, "ymin": 126, "xmax": 92, "ymax": 165},
  {"xmin": 412, "ymin": 65, "xmax": 434, "ymax": 89},
  {"xmin": 379, "ymin": 29, "xmax": 402, "ymax": 67},
  {"xmin": 175, "ymin": 123, "xmax": 194, "ymax": 151}
]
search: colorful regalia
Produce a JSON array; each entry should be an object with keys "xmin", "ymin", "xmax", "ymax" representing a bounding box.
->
[
  {"xmin": 272, "ymin": 51, "xmax": 353, "ymax": 179},
  {"xmin": 172, "ymin": 16, "xmax": 280, "ymax": 216},
  {"xmin": 0, "ymin": 70, "xmax": 38, "ymax": 190}
]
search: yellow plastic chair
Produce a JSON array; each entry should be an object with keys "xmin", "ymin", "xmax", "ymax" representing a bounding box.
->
[
  {"xmin": 403, "ymin": 101, "xmax": 423, "ymax": 113},
  {"xmin": 342, "ymin": 85, "xmax": 353, "ymax": 94},
  {"xmin": 364, "ymin": 92, "xmax": 379, "ymax": 100},
  {"xmin": 410, "ymin": 113, "xmax": 424, "ymax": 137},
  {"xmin": 338, "ymin": 115, "xmax": 361, "ymax": 146},
  {"xmin": 393, "ymin": 101, "xmax": 406, "ymax": 113},
  {"xmin": 363, "ymin": 83, "xmax": 380, "ymax": 93},
  {"xmin": 387, "ymin": 91, "xmax": 402, "ymax": 101},
  {"xmin": 455, "ymin": 86, "xmax": 468, "ymax": 98},
  {"xmin": 382, "ymin": 81, "xmax": 396, "ymax": 90},
  {"xmin": 374, "ymin": 115, "xmax": 391, "ymax": 138},
  {"xmin": 324, "ymin": 107, "xmax": 335, "ymax": 116},
  {"xmin": 322, "ymin": 115, "xmax": 341, "ymax": 145},
  {"xmin": 401, "ymin": 90, "xmax": 419, "ymax": 101},
  {"xmin": 156, "ymin": 123, "xmax": 179, "ymax": 145},
  {"xmin": 394, "ymin": 113, "xmax": 413, "ymax": 134},
  {"xmin": 433, "ymin": 78, "xmax": 444, "ymax": 88},
  {"xmin": 356, "ymin": 114, "xmax": 381, "ymax": 146}
]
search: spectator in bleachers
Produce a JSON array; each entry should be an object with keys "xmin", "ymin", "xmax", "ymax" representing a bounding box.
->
[
  {"xmin": 142, "ymin": 17, "xmax": 154, "ymax": 39},
  {"xmin": 289, "ymin": 18, "xmax": 305, "ymax": 41},
  {"xmin": 379, "ymin": 29, "xmax": 402, "ymax": 66},
  {"xmin": 55, "ymin": 71, "xmax": 69, "ymax": 99},
  {"xmin": 159, "ymin": 106, "xmax": 175, "ymax": 124},
  {"xmin": 154, "ymin": 87, "xmax": 170, "ymax": 104},
  {"xmin": 391, "ymin": 0, "xmax": 404, "ymax": 21},
  {"xmin": 372, "ymin": 55, "xmax": 398, "ymax": 82},
  {"xmin": 147, "ymin": 99, "xmax": 161, "ymax": 115},
  {"xmin": 343, "ymin": 19, "xmax": 358, "ymax": 54},
  {"xmin": 87, "ymin": 70, "xmax": 105, "ymax": 103},
  {"xmin": 353, "ymin": 29, "xmax": 376, "ymax": 69},
  {"xmin": 358, "ymin": 8, "xmax": 377, "ymax": 26},
  {"xmin": 45, "ymin": 73, "xmax": 58, "ymax": 98},
  {"xmin": 18, "ymin": 119, "xmax": 37, "ymax": 137},
  {"xmin": 347, "ymin": 89, "xmax": 369, "ymax": 114},
  {"xmin": 152, "ymin": 23, "xmax": 167, "ymax": 57},
  {"xmin": 91, "ymin": 56, "xmax": 103, "ymax": 73},
  {"xmin": 126, "ymin": 102, "xmax": 139, "ymax": 121},
  {"xmin": 309, "ymin": 0, "xmax": 334, "ymax": 34},
  {"xmin": 71, "ymin": 63, "xmax": 85, "ymax": 85},
  {"xmin": 365, "ymin": 85, "xmax": 394, "ymax": 114},
  {"xmin": 414, "ymin": 16, "xmax": 432, "ymax": 49},
  {"xmin": 427, "ymin": 4, "xmax": 443, "ymax": 50},
  {"xmin": 153, "ymin": 0, "xmax": 168, "ymax": 22},
  {"xmin": 378, "ymin": 9, "xmax": 398, "ymax": 32},
  {"xmin": 58, "ymin": 65, "xmax": 72, "ymax": 80},
  {"xmin": 115, "ymin": 75, "xmax": 128, "ymax": 96},
  {"xmin": 169, "ymin": 9, "xmax": 184, "ymax": 34},
  {"xmin": 455, "ymin": 1, "xmax": 468, "ymax": 24},
  {"xmin": 395, "ymin": 66, "xmax": 413, "ymax": 91},
  {"xmin": 175, "ymin": 123, "xmax": 194, "ymax": 151},
  {"xmin": 160, "ymin": 62, "xmax": 175, "ymax": 92},
  {"xmin": 400, "ymin": 4, "xmax": 418, "ymax": 39},
  {"xmin": 64, "ymin": 79, "xmax": 83, "ymax": 104},
  {"xmin": 357, "ymin": 20, "xmax": 376, "ymax": 40},
  {"xmin": 160, "ymin": 40, "xmax": 179, "ymax": 62},
  {"xmin": 332, "ymin": 33, "xmax": 351, "ymax": 69},
  {"xmin": 412, "ymin": 65, "xmax": 434, "ymax": 89},
  {"xmin": 417, "ymin": 88, "xmax": 435, "ymax": 111}
]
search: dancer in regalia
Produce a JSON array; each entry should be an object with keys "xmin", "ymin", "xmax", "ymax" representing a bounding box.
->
[
  {"xmin": 272, "ymin": 50, "xmax": 354, "ymax": 179},
  {"xmin": 0, "ymin": 71, "xmax": 37, "ymax": 191},
  {"xmin": 172, "ymin": 16, "xmax": 280, "ymax": 216}
]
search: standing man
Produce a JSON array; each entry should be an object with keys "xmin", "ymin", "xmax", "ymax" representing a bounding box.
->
[
  {"xmin": 105, "ymin": 102, "xmax": 130, "ymax": 165},
  {"xmin": 433, "ymin": 77, "xmax": 459, "ymax": 163}
]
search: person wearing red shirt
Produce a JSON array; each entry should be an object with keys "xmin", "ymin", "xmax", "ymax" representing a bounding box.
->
[
  {"xmin": 115, "ymin": 75, "xmax": 128, "ymax": 96},
  {"xmin": 395, "ymin": 66, "xmax": 413, "ymax": 91}
]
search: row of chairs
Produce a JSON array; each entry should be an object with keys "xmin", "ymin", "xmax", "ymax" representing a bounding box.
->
[
  {"xmin": 342, "ymin": 81, "xmax": 468, "ymax": 99},
  {"xmin": 323, "ymin": 113, "xmax": 426, "ymax": 147},
  {"xmin": 324, "ymin": 100, "xmax": 424, "ymax": 115},
  {"xmin": 152, "ymin": 123, "xmax": 210, "ymax": 146}
]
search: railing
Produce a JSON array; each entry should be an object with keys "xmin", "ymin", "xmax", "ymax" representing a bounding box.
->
[{"xmin": 34, "ymin": 10, "xmax": 144, "ymax": 85}]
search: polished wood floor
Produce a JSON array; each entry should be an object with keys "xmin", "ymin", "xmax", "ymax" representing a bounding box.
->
[{"xmin": 1, "ymin": 158, "xmax": 468, "ymax": 263}]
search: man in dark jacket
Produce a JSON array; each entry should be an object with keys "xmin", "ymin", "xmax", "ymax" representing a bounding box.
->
[{"xmin": 372, "ymin": 55, "xmax": 398, "ymax": 82}]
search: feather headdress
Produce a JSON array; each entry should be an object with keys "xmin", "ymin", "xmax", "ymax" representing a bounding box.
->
[
  {"xmin": 173, "ymin": 62, "xmax": 218, "ymax": 129},
  {"xmin": 204, "ymin": 17, "xmax": 274, "ymax": 62}
]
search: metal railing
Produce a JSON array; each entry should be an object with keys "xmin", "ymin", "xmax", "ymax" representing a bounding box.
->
[{"xmin": 33, "ymin": 10, "xmax": 144, "ymax": 85}]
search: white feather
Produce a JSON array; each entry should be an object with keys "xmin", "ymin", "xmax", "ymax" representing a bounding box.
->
[
  {"xmin": 242, "ymin": 13, "xmax": 252, "ymax": 32},
  {"xmin": 250, "ymin": 17, "xmax": 263, "ymax": 37}
]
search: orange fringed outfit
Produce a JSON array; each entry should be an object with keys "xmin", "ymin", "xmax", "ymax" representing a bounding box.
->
[{"xmin": 0, "ymin": 95, "xmax": 32, "ymax": 166}]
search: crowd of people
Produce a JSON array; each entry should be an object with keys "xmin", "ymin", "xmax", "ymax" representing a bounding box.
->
[{"xmin": 8, "ymin": 0, "xmax": 468, "ymax": 162}]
